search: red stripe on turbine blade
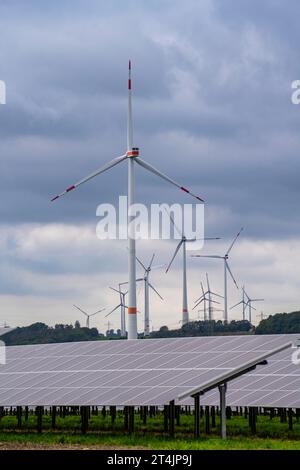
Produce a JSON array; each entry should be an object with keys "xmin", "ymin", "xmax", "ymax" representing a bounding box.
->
[
  {"xmin": 128, "ymin": 79, "xmax": 131, "ymax": 90},
  {"xmin": 51, "ymin": 195, "xmax": 59, "ymax": 202},
  {"xmin": 66, "ymin": 185, "xmax": 75, "ymax": 192},
  {"xmin": 181, "ymin": 187, "xmax": 190, "ymax": 194}
]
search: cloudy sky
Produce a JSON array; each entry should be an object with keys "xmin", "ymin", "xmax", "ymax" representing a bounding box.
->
[{"xmin": 0, "ymin": 0, "xmax": 299, "ymax": 332}]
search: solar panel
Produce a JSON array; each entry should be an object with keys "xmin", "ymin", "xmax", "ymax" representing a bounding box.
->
[
  {"xmin": 0, "ymin": 335, "xmax": 295, "ymax": 407},
  {"xmin": 200, "ymin": 345, "xmax": 300, "ymax": 408}
]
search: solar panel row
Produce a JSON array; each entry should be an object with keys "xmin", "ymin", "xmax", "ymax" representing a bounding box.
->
[
  {"xmin": 201, "ymin": 346, "xmax": 300, "ymax": 408},
  {"xmin": 0, "ymin": 335, "xmax": 296, "ymax": 407}
]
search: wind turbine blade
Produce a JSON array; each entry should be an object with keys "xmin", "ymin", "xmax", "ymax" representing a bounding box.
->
[
  {"xmin": 135, "ymin": 158, "xmax": 204, "ymax": 202},
  {"xmin": 148, "ymin": 282, "xmax": 163, "ymax": 300},
  {"xmin": 206, "ymin": 272, "xmax": 210, "ymax": 291},
  {"xmin": 225, "ymin": 260, "xmax": 239, "ymax": 289},
  {"xmin": 201, "ymin": 282, "xmax": 205, "ymax": 297},
  {"xmin": 244, "ymin": 290, "xmax": 250, "ymax": 301},
  {"xmin": 191, "ymin": 255, "xmax": 223, "ymax": 259},
  {"xmin": 90, "ymin": 308, "xmax": 106, "ymax": 317},
  {"xmin": 194, "ymin": 295, "xmax": 204, "ymax": 303},
  {"xmin": 193, "ymin": 298, "xmax": 205, "ymax": 310},
  {"xmin": 51, "ymin": 154, "xmax": 127, "ymax": 201},
  {"xmin": 127, "ymin": 60, "xmax": 133, "ymax": 150},
  {"xmin": 211, "ymin": 292, "xmax": 224, "ymax": 299},
  {"xmin": 230, "ymin": 300, "xmax": 243, "ymax": 310},
  {"xmin": 252, "ymin": 299, "xmax": 265, "ymax": 302},
  {"xmin": 166, "ymin": 240, "xmax": 184, "ymax": 273},
  {"xmin": 149, "ymin": 253, "xmax": 155, "ymax": 269},
  {"xmin": 164, "ymin": 207, "xmax": 182, "ymax": 237},
  {"xmin": 105, "ymin": 304, "xmax": 121, "ymax": 317},
  {"xmin": 187, "ymin": 237, "xmax": 221, "ymax": 242},
  {"xmin": 226, "ymin": 227, "xmax": 244, "ymax": 256},
  {"xmin": 73, "ymin": 305, "xmax": 88, "ymax": 316},
  {"xmin": 136, "ymin": 255, "xmax": 147, "ymax": 272},
  {"xmin": 109, "ymin": 286, "xmax": 121, "ymax": 294},
  {"xmin": 210, "ymin": 299, "xmax": 220, "ymax": 305}
]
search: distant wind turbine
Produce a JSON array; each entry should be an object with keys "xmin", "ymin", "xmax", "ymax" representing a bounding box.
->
[
  {"xmin": 106, "ymin": 284, "xmax": 128, "ymax": 337},
  {"xmin": 192, "ymin": 228, "xmax": 243, "ymax": 322},
  {"xmin": 73, "ymin": 305, "xmax": 105, "ymax": 328},
  {"xmin": 193, "ymin": 273, "xmax": 223, "ymax": 321},
  {"xmin": 51, "ymin": 61, "xmax": 204, "ymax": 340},
  {"xmin": 244, "ymin": 290, "xmax": 264, "ymax": 324},
  {"xmin": 135, "ymin": 254, "xmax": 164, "ymax": 337},
  {"xmin": 230, "ymin": 286, "xmax": 248, "ymax": 320}
]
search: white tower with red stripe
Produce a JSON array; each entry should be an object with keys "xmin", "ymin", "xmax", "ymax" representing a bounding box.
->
[
  {"xmin": 51, "ymin": 61, "xmax": 204, "ymax": 339},
  {"xmin": 127, "ymin": 60, "xmax": 138, "ymax": 340}
]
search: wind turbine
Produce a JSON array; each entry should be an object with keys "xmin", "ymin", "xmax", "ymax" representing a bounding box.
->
[
  {"xmin": 193, "ymin": 282, "xmax": 209, "ymax": 320},
  {"xmin": 244, "ymin": 290, "xmax": 264, "ymax": 324},
  {"xmin": 73, "ymin": 305, "xmax": 105, "ymax": 328},
  {"xmin": 191, "ymin": 228, "xmax": 243, "ymax": 323},
  {"xmin": 193, "ymin": 278, "xmax": 221, "ymax": 320},
  {"xmin": 51, "ymin": 61, "xmax": 204, "ymax": 340},
  {"xmin": 204, "ymin": 273, "xmax": 223, "ymax": 321},
  {"xmin": 230, "ymin": 285, "xmax": 248, "ymax": 320},
  {"xmin": 135, "ymin": 254, "xmax": 164, "ymax": 337},
  {"xmin": 106, "ymin": 284, "xmax": 128, "ymax": 337},
  {"xmin": 165, "ymin": 212, "xmax": 220, "ymax": 326}
]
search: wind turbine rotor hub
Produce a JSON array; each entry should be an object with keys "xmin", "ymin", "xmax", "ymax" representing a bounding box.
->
[{"xmin": 127, "ymin": 148, "xmax": 139, "ymax": 158}]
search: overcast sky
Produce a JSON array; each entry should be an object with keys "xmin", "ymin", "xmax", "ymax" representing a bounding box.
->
[{"xmin": 0, "ymin": 0, "xmax": 299, "ymax": 332}]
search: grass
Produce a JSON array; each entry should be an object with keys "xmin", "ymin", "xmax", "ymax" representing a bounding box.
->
[{"xmin": 0, "ymin": 411, "xmax": 300, "ymax": 450}]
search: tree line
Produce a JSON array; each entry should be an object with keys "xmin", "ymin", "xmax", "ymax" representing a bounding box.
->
[{"xmin": 1, "ymin": 311, "xmax": 300, "ymax": 345}]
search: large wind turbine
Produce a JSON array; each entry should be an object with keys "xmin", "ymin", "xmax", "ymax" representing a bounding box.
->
[
  {"xmin": 165, "ymin": 212, "xmax": 219, "ymax": 326},
  {"xmin": 73, "ymin": 305, "xmax": 105, "ymax": 328},
  {"xmin": 51, "ymin": 61, "xmax": 204, "ymax": 340},
  {"xmin": 135, "ymin": 254, "xmax": 163, "ymax": 337},
  {"xmin": 192, "ymin": 228, "xmax": 243, "ymax": 323}
]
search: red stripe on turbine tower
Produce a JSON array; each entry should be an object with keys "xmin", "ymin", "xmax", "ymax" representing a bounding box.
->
[{"xmin": 128, "ymin": 307, "xmax": 137, "ymax": 314}]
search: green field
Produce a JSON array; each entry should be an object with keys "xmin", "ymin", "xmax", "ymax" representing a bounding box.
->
[{"xmin": 0, "ymin": 411, "xmax": 300, "ymax": 450}]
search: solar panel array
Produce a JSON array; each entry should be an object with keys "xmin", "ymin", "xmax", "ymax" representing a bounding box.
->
[
  {"xmin": 0, "ymin": 335, "xmax": 294, "ymax": 407},
  {"xmin": 200, "ymin": 346, "xmax": 300, "ymax": 408}
]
